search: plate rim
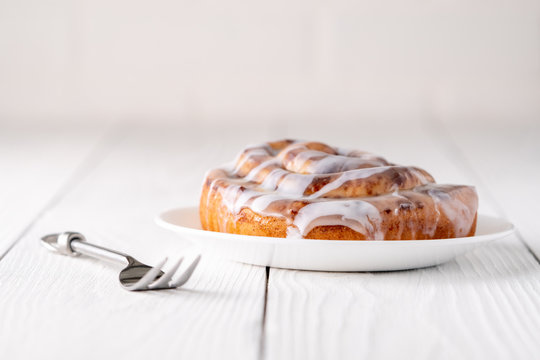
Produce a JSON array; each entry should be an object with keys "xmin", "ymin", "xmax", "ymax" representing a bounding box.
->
[{"xmin": 155, "ymin": 206, "xmax": 515, "ymax": 246}]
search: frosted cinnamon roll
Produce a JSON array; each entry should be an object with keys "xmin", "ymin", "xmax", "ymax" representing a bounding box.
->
[{"xmin": 199, "ymin": 140, "xmax": 478, "ymax": 240}]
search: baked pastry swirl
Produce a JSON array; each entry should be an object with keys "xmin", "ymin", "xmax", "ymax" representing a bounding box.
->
[{"xmin": 200, "ymin": 140, "xmax": 478, "ymax": 240}]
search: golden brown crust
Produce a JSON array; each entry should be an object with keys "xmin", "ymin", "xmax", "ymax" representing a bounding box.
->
[
  {"xmin": 200, "ymin": 177, "xmax": 477, "ymax": 240},
  {"xmin": 199, "ymin": 140, "xmax": 478, "ymax": 240}
]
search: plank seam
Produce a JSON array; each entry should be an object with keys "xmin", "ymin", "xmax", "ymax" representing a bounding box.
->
[
  {"xmin": 258, "ymin": 266, "xmax": 270, "ymax": 360},
  {"xmin": 0, "ymin": 123, "xmax": 127, "ymax": 262}
]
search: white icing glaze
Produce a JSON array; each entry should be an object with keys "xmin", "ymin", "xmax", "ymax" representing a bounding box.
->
[
  {"xmin": 233, "ymin": 144, "xmax": 272, "ymax": 173},
  {"xmin": 307, "ymin": 167, "xmax": 389, "ymax": 199},
  {"xmin": 261, "ymin": 168, "xmax": 289, "ymax": 190},
  {"xmin": 292, "ymin": 200, "xmax": 384, "ymax": 239},
  {"xmin": 291, "ymin": 150, "xmax": 323, "ymax": 171},
  {"xmin": 206, "ymin": 141, "xmax": 477, "ymax": 240},
  {"xmin": 306, "ymin": 155, "xmax": 385, "ymax": 173},
  {"xmin": 250, "ymin": 194, "xmax": 294, "ymax": 216},
  {"xmin": 428, "ymin": 187, "xmax": 477, "ymax": 237},
  {"xmin": 411, "ymin": 168, "xmax": 430, "ymax": 184},
  {"xmin": 244, "ymin": 159, "xmax": 278, "ymax": 181},
  {"xmin": 277, "ymin": 173, "xmax": 315, "ymax": 196},
  {"xmin": 286, "ymin": 226, "xmax": 302, "ymax": 238}
]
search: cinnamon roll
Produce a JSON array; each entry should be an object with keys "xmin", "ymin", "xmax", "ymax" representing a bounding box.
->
[{"xmin": 199, "ymin": 140, "xmax": 478, "ymax": 240}]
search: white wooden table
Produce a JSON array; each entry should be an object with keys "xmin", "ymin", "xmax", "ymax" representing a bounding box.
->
[{"xmin": 1, "ymin": 120, "xmax": 539, "ymax": 360}]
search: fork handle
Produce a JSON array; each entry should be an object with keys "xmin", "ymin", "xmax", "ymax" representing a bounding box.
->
[
  {"xmin": 41, "ymin": 232, "xmax": 130, "ymax": 265},
  {"xmin": 71, "ymin": 240, "xmax": 130, "ymax": 265}
]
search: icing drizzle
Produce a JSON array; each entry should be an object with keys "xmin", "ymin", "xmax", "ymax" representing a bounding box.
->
[{"xmin": 204, "ymin": 140, "xmax": 478, "ymax": 239}]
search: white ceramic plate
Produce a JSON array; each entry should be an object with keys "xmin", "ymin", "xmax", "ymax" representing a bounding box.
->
[{"xmin": 156, "ymin": 207, "xmax": 515, "ymax": 272}]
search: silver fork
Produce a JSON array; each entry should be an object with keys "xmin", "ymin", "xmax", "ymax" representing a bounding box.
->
[{"xmin": 41, "ymin": 231, "xmax": 201, "ymax": 291}]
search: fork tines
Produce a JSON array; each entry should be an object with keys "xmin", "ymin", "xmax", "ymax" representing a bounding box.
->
[{"xmin": 126, "ymin": 255, "xmax": 201, "ymax": 291}]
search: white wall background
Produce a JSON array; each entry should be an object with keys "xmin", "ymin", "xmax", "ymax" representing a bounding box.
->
[{"xmin": 1, "ymin": 0, "xmax": 539, "ymax": 126}]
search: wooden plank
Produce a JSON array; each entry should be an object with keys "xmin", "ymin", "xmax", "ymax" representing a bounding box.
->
[
  {"xmin": 0, "ymin": 123, "xmax": 109, "ymax": 257},
  {"xmin": 0, "ymin": 125, "xmax": 270, "ymax": 359},
  {"xmin": 265, "ymin": 237, "xmax": 540, "ymax": 360},
  {"xmin": 440, "ymin": 121, "xmax": 540, "ymax": 259},
  {"xmin": 263, "ymin": 121, "xmax": 540, "ymax": 359}
]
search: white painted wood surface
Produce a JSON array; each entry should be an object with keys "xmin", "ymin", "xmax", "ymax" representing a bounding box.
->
[
  {"xmin": 442, "ymin": 122, "xmax": 540, "ymax": 258},
  {"xmin": 264, "ymin": 121, "xmax": 540, "ymax": 360},
  {"xmin": 0, "ymin": 125, "xmax": 269, "ymax": 360},
  {"xmin": 0, "ymin": 121, "xmax": 539, "ymax": 360},
  {"xmin": 0, "ymin": 123, "xmax": 109, "ymax": 256}
]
